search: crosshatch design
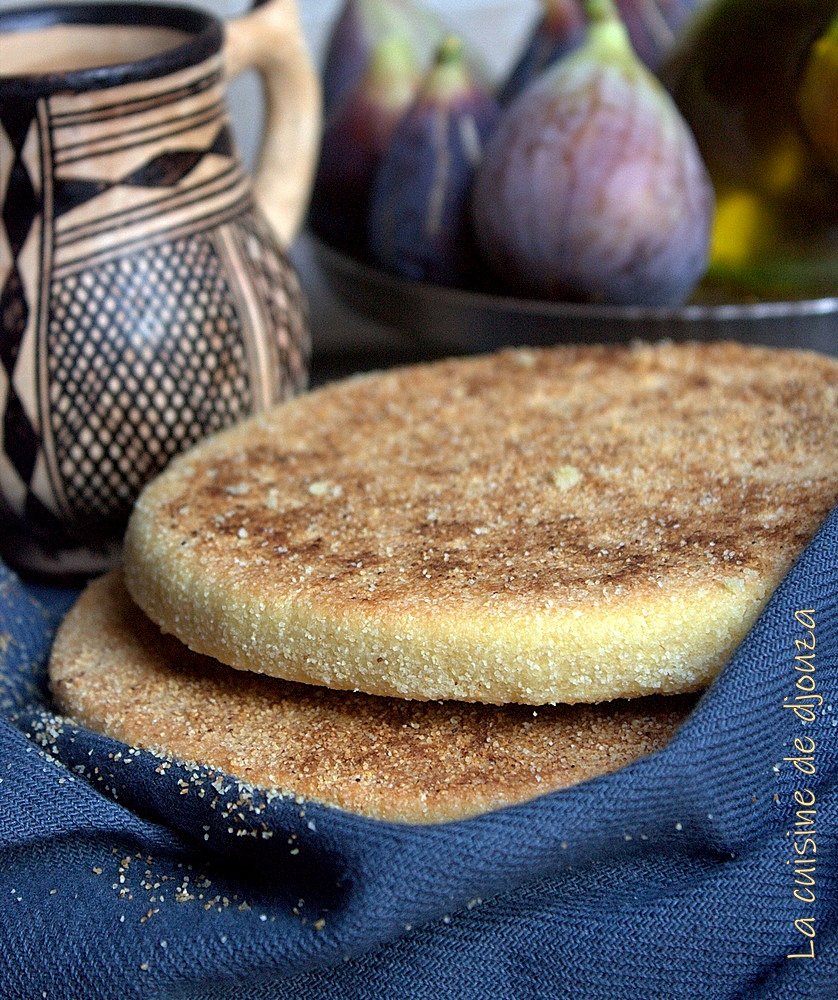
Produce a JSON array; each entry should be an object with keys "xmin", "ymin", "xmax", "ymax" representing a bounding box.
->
[
  {"xmin": 234, "ymin": 212, "xmax": 310, "ymax": 403},
  {"xmin": 47, "ymin": 234, "xmax": 254, "ymax": 523},
  {"xmin": 0, "ymin": 53, "xmax": 310, "ymax": 549}
]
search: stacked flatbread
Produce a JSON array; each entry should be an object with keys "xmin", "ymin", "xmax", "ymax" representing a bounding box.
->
[{"xmin": 50, "ymin": 341, "xmax": 838, "ymax": 821}]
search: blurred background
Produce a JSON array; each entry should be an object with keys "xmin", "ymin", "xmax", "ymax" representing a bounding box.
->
[
  {"xmin": 3, "ymin": 0, "xmax": 834, "ymax": 363},
  {"xmin": 0, "ymin": 0, "xmax": 540, "ymax": 360}
]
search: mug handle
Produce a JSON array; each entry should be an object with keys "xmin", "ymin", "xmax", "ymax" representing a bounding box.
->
[{"xmin": 225, "ymin": 0, "xmax": 321, "ymax": 247}]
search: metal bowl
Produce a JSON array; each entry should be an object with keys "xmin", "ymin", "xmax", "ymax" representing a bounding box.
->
[{"xmin": 312, "ymin": 235, "xmax": 838, "ymax": 356}]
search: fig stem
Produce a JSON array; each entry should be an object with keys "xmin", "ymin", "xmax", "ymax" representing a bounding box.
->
[
  {"xmin": 366, "ymin": 36, "xmax": 418, "ymax": 107},
  {"xmin": 437, "ymin": 34, "xmax": 465, "ymax": 65},
  {"xmin": 368, "ymin": 36, "xmax": 417, "ymax": 87},
  {"xmin": 424, "ymin": 35, "xmax": 471, "ymax": 101},
  {"xmin": 583, "ymin": 0, "xmax": 620, "ymax": 22},
  {"xmin": 582, "ymin": 0, "xmax": 634, "ymax": 62}
]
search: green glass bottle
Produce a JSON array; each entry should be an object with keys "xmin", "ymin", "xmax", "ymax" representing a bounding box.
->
[{"xmin": 662, "ymin": 0, "xmax": 838, "ymax": 299}]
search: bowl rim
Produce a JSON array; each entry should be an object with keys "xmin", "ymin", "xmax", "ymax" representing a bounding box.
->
[{"xmin": 310, "ymin": 233, "xmax": 838, "ymax": 323}]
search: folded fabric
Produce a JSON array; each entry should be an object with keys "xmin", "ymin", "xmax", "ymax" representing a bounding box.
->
[{"xmin": 1, "ymin": 509, "xmax": 836, "ymax": 1000}]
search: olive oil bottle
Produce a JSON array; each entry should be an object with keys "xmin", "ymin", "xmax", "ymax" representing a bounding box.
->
[{"xmin": 662, "ymin": 0, "xmax": 838, "ymax": 299}]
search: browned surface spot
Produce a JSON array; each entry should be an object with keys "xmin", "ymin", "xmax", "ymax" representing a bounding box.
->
[
  {"xmin": 122, "ymin": 341, "xmax": 838, "ymax": 704},
  {"xmin": 148, "ymin": 342, "xmax": 837, "ymax": 613},
  {"xmin": 49, "ymin": 572, "xmax": 695, "ymax": 823}
]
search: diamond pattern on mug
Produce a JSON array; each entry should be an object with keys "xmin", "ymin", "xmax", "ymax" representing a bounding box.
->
[
  {"xmin": 0, "ymin": 103, "xmax": 43, "ymax": 518},
  {"xmin": 47, "ymin": 234, "xmax": 253, "ymax": 523}
]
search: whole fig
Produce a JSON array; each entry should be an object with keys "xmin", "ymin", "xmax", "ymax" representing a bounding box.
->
[
  {"xmin": 368, "ymin": 36, "xmax": 500, "ymax": 286},
  {"xmin": 311, "ymin": 36, "xmax": 419, "ymax": 255},
  {"xmin": 323, "ymin": 0, "xmax": 444, "ymax": 118},
  {"xmin": 472, "ymin": 0, "xmax": 714, "ymax": 306},
  {"xmin": 499, "ymin": 0, "xmax": 586, "ymax": 106}
]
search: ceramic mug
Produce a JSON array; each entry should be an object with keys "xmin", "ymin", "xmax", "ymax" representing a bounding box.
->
[{"xmin": 0, "ymin": 0, "xmax": 320, "ymax": 577}]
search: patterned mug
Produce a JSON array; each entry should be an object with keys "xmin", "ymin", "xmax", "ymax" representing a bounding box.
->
[{"xmin": 0, "ymin": 0, "xmax": 320, "ymax": 578}]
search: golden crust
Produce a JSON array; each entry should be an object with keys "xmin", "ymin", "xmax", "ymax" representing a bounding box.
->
[
  {"xmin": 49, "ymin": 571, "xmax": 695, "ymax": 823},
  {"xmin": 124, "ymin": 341, "xmax": 838, "ymax": 704}
]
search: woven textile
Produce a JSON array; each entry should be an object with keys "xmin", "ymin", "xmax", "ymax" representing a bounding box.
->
[{"xmin": 1, "ymin": 510, "xmax": 836, "ymax": 999}]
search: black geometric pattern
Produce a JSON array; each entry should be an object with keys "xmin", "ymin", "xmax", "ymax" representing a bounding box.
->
[
  {"xmin": 53, "ymin": 124, "xmax": 236, "ymax": 219},
  {"xmin": 2, "ymin": 53, "xmax": 311, "ymax": 572},
  {"xmin": 0, "ymin": 101, "xmax": 41, "ymax": 498},
  {"xmin": 23, "ymin": 489, "xmax": 64, "ymax": 540},
  {"xmin": 47, "ymin": 233, "xmax": 253, "ymax": 524},
  {"xmin": 51, "ymin": 178, "xmax": 111, "ymax": 219}
]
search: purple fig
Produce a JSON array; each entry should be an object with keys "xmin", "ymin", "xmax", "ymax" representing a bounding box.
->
[
  {"xmin": 499, "ymin": 0, "xmax": 587, "ymax": 106},
  {"xmin": 368, "ymin": 36, "xmax": 500, "ymax": 286},
  {"xmin": 323, "ymin": 0, "xmax": 444, "ymax": 118},
  {"xmin": 472, "ymin": 0, "xmax": 714, "ymax": 306},
  {"xmin": 311, "ymin": 36, "xmax": 419, "ymax": 255},
  {"xmin": 501, "ymin": 0, "xmax": 706, "ymax": 104},
  {"xmin": 617, "ymin": 0, "xmax": 708, "ymax": 71}
]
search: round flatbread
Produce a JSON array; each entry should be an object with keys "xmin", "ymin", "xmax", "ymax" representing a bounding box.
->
[
  {"xmin": 49, "ymin": 571, "xmax": 695, "ymax": 822},
  {"xmin": 124, "ymin": 341, "xmax": 838, "ymax": 704}
]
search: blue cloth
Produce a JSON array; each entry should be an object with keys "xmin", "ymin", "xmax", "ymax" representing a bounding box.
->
[{"xmin": 1, "ymin": 510, "xmax": 837, "ymax": 1000}]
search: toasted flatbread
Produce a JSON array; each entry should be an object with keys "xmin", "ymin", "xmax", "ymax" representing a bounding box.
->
[
  {"xmin": 124, "ymin": 341, "xmax": 838, "ymax": 704},
  {"xmin": 49, "ymin": 571, "xmax": 695, "ymax": 822}
]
